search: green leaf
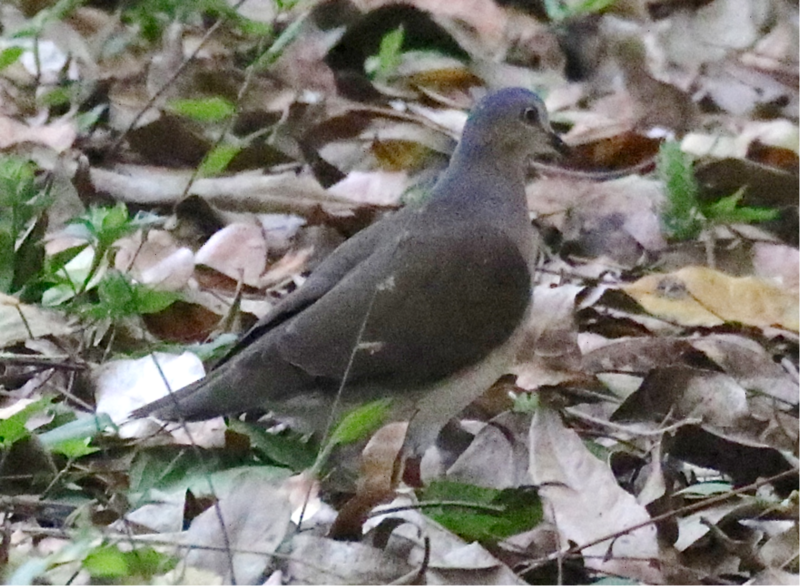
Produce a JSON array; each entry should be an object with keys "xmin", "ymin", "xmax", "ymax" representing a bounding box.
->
[
  {"xmin": 0, "ymin": 156, "xmax": 51, "ymax": 294},
  {"xmin": 132, "ymin": 285, "xmax": 180, "ymax": 314},
  {"xmin": 44, "ymin": 243, "xmax": 88, "ymax": 277},
  {"xmin": 99, "ymin": 202, "xmax": 134, "ymax": 246},
  {"xmin": 84, "ymin": 543, "xmax": 176, "ymax": 580},
  {"xmin": 0, "ymin": 46, "xmax": 24, "ymax": 71},
  {"xmin": 544, "ymin": 0, "xmax": 615, "ymax": 21},
  {"xmin": 0, "ymin": 397, "xmax": 53, "ymax": 448},
  {"xmin": 41, "ymin": 246, "xmax": 102, "ymax": 306},
  {"xmin": 0, "ymin": 156, "xmax": 37, "ymax": 223},
  {"xmin": 83, "ymin": 545, "xmax": 129, "ymax": 578},
  {"xmin": 574, "ymin": 0, "xmax": 617, "ymax": 15},
  {"xmin": 512, "ymin": 391, "xmax": 539, "ymax": 413},
  {"xmin": 11, "ymin": 213, "xmax": 47, "ymax": 293},
  {"xmin": 329, "ymin": 399, "xmax": 391, "ymax": 446},
  {"xmin": 68, "ymin": 203, "xmax": 157, "ymax": 252},
  {"xmin": 186, "ymin": 333, "xmax": 238, "ymax": 361},
  {"xmin": 238, "ymin": 18, "xmax": 272, "ymax": 37},
  {"xmin": 38, "ymin": 413, "xmax": 116, "ymax": 447},
  {"xmin": 93, "ymin": 271, "xmax": 134, "ymax": 318},
  {"xmin": 228, "ymin": 420, "xmax": 317, "ymax": 471},
  {"xmin": 420, "ymin": 481, "xmax": 543, "ymax": 542},
  {"xmin": 167, "ymin": 97, "xmax": 236, "ymax": 123},
  {"xmin": 59, "ymin": 204, "xmax": 161, "ymax": 299},
  {"xmin": 675, "ymin": 481, "xmax": 733, "ymax": 498},
  {"xmin": 75, "ymin": 104, "xmax": 107, "ymax": 133},
  {"xmin": 122, "ymin": 0, "xmax": 237, "ymax": 42},
  {"xmin": 365, "ymin": 25, "xmax": 404, "ymax": 81},
  {"xmin": 0, "ymin": 414, "xmax": 29, "ymax": 448},
  {"xmin": 701, "ymin": 187, "xmax": 780, "ymax": 224},
  {"xmin": 38, "ymin": 86, "xmax": 72, "ymax": 107},
  {"xmin": 658, "ymin": 141, "xmax": 704, "ymax": 241},
  {"xmin": 82, "ymin": 271, "xmax": 178, "ymax": 320},
  {"xmin": 583, "ymin": 439, "xmax": 610, "ymax": 461},
  {"xmin": 128, "ymin": 446, "xmax": 289, "ymax": 503},
  {"xmin": 199, "ymin": 143, "xmax": 241, "ymax": 176},
  {"xmin": 123, "ymin": 546, "xmax": 176, "ymax": 577},
  {"xmin": 49, "ymin": 437, "xmax": 100, "ymax": 458},
  {"xmin": 0, "ymin": 231, "xmax": 14, "ymax": 293},
  {"xmin": 254, "ymin": 12, "xmax": 307, "ymax": 70}
]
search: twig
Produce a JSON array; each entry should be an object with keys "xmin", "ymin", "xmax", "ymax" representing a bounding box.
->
[
  {"xmin": 0, "ymin": 354, "xmax": 85, "ymax": 371},
  {"xmin": 147, "ymin": 353, "xmax": 238, "ymax": 584},
  {"xmin": 517, "ymin": 467, "xmax": 798, "ymax": 575},
  {"xmin": 15, "ymin": 526, "xmax": 354, "ymax": 582},
  {"xmin": 107, "ymin": 5, "xmax": 243, "ymax": 158},
  {"xmin": 564, "ymin": 407, "xmax": 702, "ymax": 437},
  {"xmin": 367, "ymin": 500, "xmax": 506, "ymax": 518}
]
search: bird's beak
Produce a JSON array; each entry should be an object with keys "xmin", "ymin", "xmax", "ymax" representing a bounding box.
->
[{"xmin": 548, "ymin": 132, "xmax": 570, "ymax": 158}]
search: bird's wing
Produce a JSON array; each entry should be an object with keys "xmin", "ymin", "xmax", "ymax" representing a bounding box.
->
[
  {"xmin": 128, "ymin": 213, "xmax": 406, "ymax": 420},
  {"xmin": 214, "ymin": 209, "xmax": 407, "ymax": 366},
  {"xmin": 276, "ymin": 221, "xmax": 532, "ymax": 388}
]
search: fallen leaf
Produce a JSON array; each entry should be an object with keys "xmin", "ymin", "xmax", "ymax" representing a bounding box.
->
[
  {"xmin": 195, "ymin": 222, "xmax": 267, "ymax": 287},
  {"xmin": 611, "ymin": 365, "xmax": 748, "ymax": 427},
  {"xmin": 284, "ymin": 533, "xmax": 413, "ymax": 584},
  {"xmin": 94, "ymin": 351, "xmax": 209, "ymax": 439},
  {"xmin": 442, "ymin": 412, "xmax": 530, "ymax": 489},
  {"xmin": 183, "ymin": 472, "xmax": 292, "ymax": 584},
  {"xmin": 0, "ymin": 294, "xmax": 76, "ymax": 347},
  {"xmin": 529, "ymin": 406, "xmax": 662, "ymax": 583},
  {"xmin": 623, "ymin": 266, "xmax": 799, "ymax": 330},
  {"xmin": 327, "ymin": 170, "xmax": 408, "ymax": 206},
  {"xmin": 0, "ymin": 116, "xmax": 77, "ymax": 152},
  {"xmin": 690, "ymin": 334, "xmax": 798, "ymax": 405},
  {"xmin": 115, "ymin": 230, "xmax": 195, "ymax": 291}
]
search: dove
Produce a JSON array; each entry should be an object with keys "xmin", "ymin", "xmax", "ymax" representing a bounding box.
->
[{"xmin": 131, "ymin": 87, "xmax": 567, "ymax": 457}]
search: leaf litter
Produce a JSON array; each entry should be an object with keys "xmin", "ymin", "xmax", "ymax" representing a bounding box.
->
[{"xmin": 0, "ymin": 0, "xmax": 797, "ymax": 583}]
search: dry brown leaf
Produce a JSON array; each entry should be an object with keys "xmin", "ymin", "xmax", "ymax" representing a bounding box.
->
[
  {"xmin": 125, "ymin": 488, "xmax": 186, "ymax": 533},
  {"xmin": 327, "ymin": 170, "xmax": 408, "ymax": 206},
  {"xmin": 690, "ymin": 334, "xmax": 798, "ymax": 405},
  {"xmin": 285, "ymin": 533, "xmax": 413, "ymax": 585},
  {"xmin": 0, "ymin": 116, "xmax": 76, "ymax": 152},
  {"xmin": 93, "ymin": 351, "xmax": 207, "ymax": 438},
  {"xmin": 623, "ymin": 266, "xmax": 799, "ymax": 331},
  {"xmin": 612, "ymin": 365, "xmax": 748, "ymax": 427},
  {"xmin": 195, "ymin": 222, "xmax": 267, "ymax": 287},
  {"xmin": 513, "ymin": 284, "xmax": 584, "ymax": 389},
  {"xmin": 748, "ymin": 569, "xmax": 800, "ymax": 585},
  {"xmin": 0, "ymin": 294, "xmax": 76, "ymax": 347},
  {"xmin": 441, "ymin": 412, "xmax": 529, "ymax": 489},
  {"xmin": 527, "ymin": 175, "xmax": 666, "ymax": 256},
  {"xmin": 759, "ymin": 527, "xmax": 799, "ymax": 570},
  {"xmin": 115, "ymin": 229, "xmax": 195, "ymax": 291},
  {"xmin": 183, "ymin": 473, "xmax": 292, "ymax": 584},
  {"xmin": 649, "ymin": 0, "xmax": 772, "ymax": 77},
  {"xmin": 329, "ymin": 422, "xmax": 406, "ymax": 540},
  {"xmin": 529, "ymin": 406, "xmax": 663, "ymax": 583},
  {"xmin": 89, "ymin": 166, "xmax": 346, "ymax": 215},
  {"xmin": 143, "ymin": 300, "xmax": 225, "ymax": 343},
  {"xmin": 582, "ymin": 336, "xmax": 695, "ymax": 374},
  {"xmin": 257, "ymin": 247, "xmax": 313, "ymax": 290}
]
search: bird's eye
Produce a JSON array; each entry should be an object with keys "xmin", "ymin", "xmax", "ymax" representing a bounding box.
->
[{"xmin": 521, "ymin": 107, "xmax": 540, "ymax": 126}]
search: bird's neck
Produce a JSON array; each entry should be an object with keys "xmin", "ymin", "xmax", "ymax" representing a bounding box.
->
[
  {"xmin": 427, "ymin": 144, "xmax": 535, "ymax": 263},
  {"xmin": 433, "ymin": 142, "xmax": 530, "ymax": 213}
]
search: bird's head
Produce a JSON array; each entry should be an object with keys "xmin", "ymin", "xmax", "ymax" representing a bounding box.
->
[{"xmin": 458, "ymin": 87, "xmax": 568, "ymax": 164}]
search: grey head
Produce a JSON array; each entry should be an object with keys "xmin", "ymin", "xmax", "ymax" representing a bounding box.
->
[{"xmin": 451, "ymin": 87, "xmax": 568, "ymax": 169}]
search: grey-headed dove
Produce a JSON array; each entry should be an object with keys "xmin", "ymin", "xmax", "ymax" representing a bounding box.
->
[{"xmin": 131, "ymin": 87, "xmax": 567, "ymax": 456}]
